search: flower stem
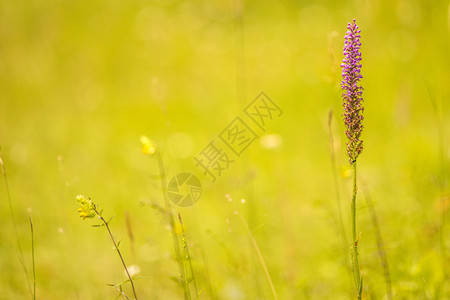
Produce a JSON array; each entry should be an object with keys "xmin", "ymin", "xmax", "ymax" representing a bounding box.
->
[
  {"xmin": 361, "ymin": 180, "xmax": 392, "ymax": 299},
  {"xmin": 351, "ymin": 161, "xmax": 362, "ymax": 298},
  {"xmin": 156, "ymin": 152, "xmax": 190, "ymax": 300},
  {"xmin": 178, "ymin": 213, "xmax": 199, "ymax": 299},
  {"xmin": 0, "ymin": 149, "xmax": 33, "ymax": 297},
  {"xmin": 237, "ymin": 213, "xmax": 278, "ymax": 300},
  {"xmin": 93, "ymin": 207, "xmax": 138, "ymax": 300},
  {"xmin": 30, "ymin": 216, "xmax": 36, "ymax": 300}
]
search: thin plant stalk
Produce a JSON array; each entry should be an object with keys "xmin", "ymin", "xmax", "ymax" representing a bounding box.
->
[
  {"xmin": 92, "ymin": 206, "xmax": 138, "ymax": 300},
  {"xmin": 328, "ymin": 110, "xmax": 350, "ymax": 255},
  {"xmin": 351, "ymin": 162, "xmax": 361, "ymax": 291},
  {"xmin": 156, "ymin": 152, "xmax": 190, "ymax": 300},
  {"xmin": 360, "ymin": 180, "xmax": 393, "ymax": 300},
  {"xmin": 29, "ymin": 217, "xmax": 36, "ymax": 300},
  {"xmin": 233, "ymin": 0, "xmax": 246, "ymax": 108},
  {"xmin": 0, "ymin": 148, "xmax": 33, "ymax": 297},
  {"xmin": 351, "ymin": 162, "xmax": 363, "ymax": 300},
  {"xmin": 328, "ymin": 111, "xmax": 348, "ymax": 247},
  {"xmin": 199, "ymin": 244, "xmax": 216, "ymax": 299},
  {"xmin": 237, "ymin": 213, "xmax": 278, "ymax": 300},
  {"xmin": 426, "ymin": 80, "xmax": 448, "ymax": 283},
  {"xmin": 341, "ymin": 19, "xmax": 364, "ymax": 299},
  {"xmin": 116, "ymin": 287, "xmax": 130, "ymax": 300},
  {"xmin": 328, "ymin": 111, "xmax": 353, "ymax": 296},
  {"xmin": 178, "ymin": 213, "xmax": 199, "ymax": 300}
]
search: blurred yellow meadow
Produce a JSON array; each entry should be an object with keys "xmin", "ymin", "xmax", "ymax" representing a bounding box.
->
[{"xmin": 0, "ymin": 0, "xmax": 449, "ymax": 299}]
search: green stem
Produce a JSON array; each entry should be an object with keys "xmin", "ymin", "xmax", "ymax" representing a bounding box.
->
[
  {"xmin": 426, "ymin": 80, "xmax": 448, "ymax": 286},
  {"xmin": 94, "ymin": 207, "xmax": 138, "ymax": 300},
  {"xmin": 361, "ymin": 181, "xmax": 392, "ymax": 300},
  {"xmin": 0, "ymin": 150, "xmax": 33, "ymax": 297},
  {"xmin": 178, "ymin": 214, "xmax": 199, "ymax": 299},
  {"xmin": 351, "ymin": 161, "xmax": 361, "ymax": 298},
  {"xmin": 237, "ymin": 213, "xmax": 278, "ymax": 300},
  {"xmin": 156, "ymin": 152, "xmax": 190, "ymax": 300},
  {"xmin": 30, "ymin": 217, "xmax": 36, "ymax": 300}
]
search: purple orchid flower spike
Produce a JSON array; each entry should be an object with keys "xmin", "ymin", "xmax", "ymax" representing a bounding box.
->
[{"xmin": 341, "ymin": 19, "xmax": 364, "ymax": 165}]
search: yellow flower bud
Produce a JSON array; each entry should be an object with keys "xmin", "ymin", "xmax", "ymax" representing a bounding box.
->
[{"xmin": 140, "ymin": 136, "xmax": 156, "ymax": 155}]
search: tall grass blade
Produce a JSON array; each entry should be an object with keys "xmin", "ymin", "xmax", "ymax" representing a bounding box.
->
[{"xmin": 0, "ymin": 147, "xmax": 33, "ymax": 297}]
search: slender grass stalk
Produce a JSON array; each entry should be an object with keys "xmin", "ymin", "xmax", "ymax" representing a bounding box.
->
[
  {"xmin": 182, "ymin": 242, "xmax": 191, "ymax": 300},
  {"xmin": 92, "ymin": 206, "xmax": 138, "ymax": 300},
  {"xmin": 328, "ymin": 110, "xmax": 354, "ymax": 296},
  {"xmin": 360, "ymin": 179, "xmax": 393, "ymax": 300},
  {"xmin": 328, "ymin": 111, "xmax": 350, "ymax": 253},
  {"xmin": 178, "ymin": 213, "xmax": 199, "ymax": 299},
  {"xmin": 155, "ymin": 151, "xmax": 190, "ymax": 300},
  {"xmin": 0, "ymin": 147, "xmax": 33, "ymax": 297},
  {"xmin": 29, "ymin": 217, "xmax": 36, "ymax": 300},
  {"xmin": 199, "ymin": 244, "xmax": 216, "ymax": 299},
  {"xmin": 237, "ymin": 212, "xmax": 278, "ymax": 300},
  {"xmin": 233, "ymin": 0, "xmax": 246, "ymax": 108},
  {"xmin": 425, "ymin": 80, "xmax": 448, "ymax": 284},
  {"xmin": 116, "ymin": 287, "xmax": 130, "ymax": 300},
  {"xmin": 124, "ymin": 211, "xmax": 135, "ymax": 257}
]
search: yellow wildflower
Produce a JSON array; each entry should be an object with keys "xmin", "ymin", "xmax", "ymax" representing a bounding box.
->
[
  {"xmin": 76, "ymin": 195, "xmax": 96, "ymax": 220},
  {"xmin": 140, "ymin": 135, "xmax": 157, "ymax": 155}
]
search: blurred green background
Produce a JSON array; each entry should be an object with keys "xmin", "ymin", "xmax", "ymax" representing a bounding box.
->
[{"xmin": 1, "ymin": 0, "xmax": 449, "ymax": 299}]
